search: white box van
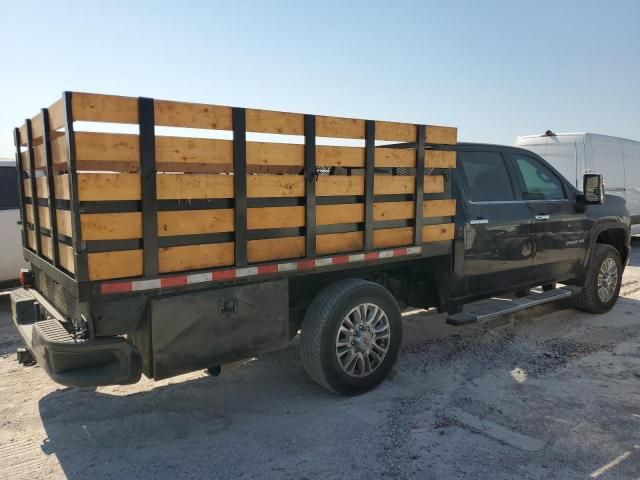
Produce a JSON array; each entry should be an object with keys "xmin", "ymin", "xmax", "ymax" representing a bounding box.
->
[
  {"xmin": 0, "ymin": 159, "xmax": 27, "ymax": 284},
  {"xmin": 515, "ymin": 132, "xmax": 640, "ymax": 234}
]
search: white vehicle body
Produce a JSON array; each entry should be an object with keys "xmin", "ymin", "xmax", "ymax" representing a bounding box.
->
[
  {"xmin": 0, "ymin": 159, "xmax": 26, "ymax": 283},
  {"xmin": 515, "ymin": 133, "xmax": 640, "ymax": 234}
]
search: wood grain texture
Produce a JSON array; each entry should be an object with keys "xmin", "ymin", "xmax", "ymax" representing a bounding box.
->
[
  {"xmin": 36, "ymin": 176, "xmax": 49, "ymax": 198},
  {"xmin": 375, "ymin": 148, "xmax": 416, "ymax": 168},
  {"xmin": 316, "ymin": 231, "xmax": 363, "ymax": 255},
  {"xmin": 158, "ymin": 209, "xmax": 234, "ymax": 236},
  {"xmin": 54, "ymin": 175, "xmax": 70, "ymax": 200},
  {"xmin": 81, "ymin": 212, "xmax": 142, "ymax": 240},
  {"xmin": 316, "ymin": 203, "xmax": 364, "ymax": 225},
  {"xmin": 375, "ymin": 121, "xmax": 417, "ymax": 142},
  {"xmin": 374, "ymin": 201, "xmax": 414, "ymax": 221},
  {"xmin": 316, "ymin": 116, "xmax": 365, "ymax": 139},
  {"xmin": 317, "ymin": 176, "xmax": 364, "ymax": 196},
  {"xmin": 59, "ymin": 243, "xmax": 75, "ymax": 273},
  {"xmin": 48, "ymin": 98, "xmax": 66, "ymax": 131},
  {"xmin": 159, "ymin": 243, "xmax": 234, "ymax": 273},
  {"xmin": 373, "ymin": 227, "xmax": 413, "ymax": 248},
  {"xmin": 247, "ymin": 175, "xmax": 305, "ymax": 198},
  {"xmin": 424, "ymin": 175, "xmax": 445, "ymax": 193},
  {"xmin": 75, "ymin": 132, "xmax": 139, "ymax": 169},
  {"xmin": 425, "ymin": 150, "xmax": 456, "ymax": 168},
  {"xmin": 247, "ymin": 236, "xmax": 305, "ymax": 263},
  {"xmin": 57, "ymin": 209, "xmax": 73, "ymax": 237},
  {"xmin": 72, "ymin": 92, "xmax": 138, "ymax": 124},
  {"xmin": 246, "ymin": 142, "xmax": 304, "ymax": 166},
  {"xmin": 76, "ymin": 173, "xmax": 140, "ymax": 201},
  {"xmin": 88, "ymin": 250, "xmax": 143, "ymax": 280},
  {"xmin": 423, "ymin": 199, "xmax": 456, "ymax": 217},
  {"xmin": 156, "ymin": 136, "xmax": 232, "ymax": 166},
  {"xmin": 426, "ymin": 126, "xmax": 457, "ymax": 145},
  {"xmin": 246, "ymin": 109, "xmax": 304, "ymax": 135},
  {"xmin": 423, "ymin": 223, "xmax": 455, "ymax": 242},
  {"xmin": 30, "ymin": 112, "xmax": 44, "ymax": 140},
  {"xmin": 374, "ymin": 176, "xmax": 414, "ymax": 195},
  {"xmin": 154, "ymin": 100, "xmax": 232, "ymax": 130},
  {"xmin": 247, "ymin": 206, "xmax": 305, "ymax": 229},
  {"xmin": 316, "ymin": 146, "xmax": 365, "ymax": 167},
  {"xmin": 157, "ymin": 174, "xmax": 233, "ymax": 200}
]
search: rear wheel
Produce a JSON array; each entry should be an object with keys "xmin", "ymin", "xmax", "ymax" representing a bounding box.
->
[
  {"xmin": 574, "ymin": 244, "xmax": 622, "ymax": 313},
  {"xmin": 300, "ymin": 279, "xmax": 402, "ymax": 395}
]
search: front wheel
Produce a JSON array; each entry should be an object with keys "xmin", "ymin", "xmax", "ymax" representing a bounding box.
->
[
  {"xmin": 574, "ymin": 244, "xmax": 622, "ymax": 313},
  {"xmin": 300, "ymin": 279, "xmax": 402, "ymax": 395}
]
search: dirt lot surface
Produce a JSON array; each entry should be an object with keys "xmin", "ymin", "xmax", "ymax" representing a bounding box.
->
[{"xmin": 1, "ymin": 240, "xmax": 640, "ymax": 479}]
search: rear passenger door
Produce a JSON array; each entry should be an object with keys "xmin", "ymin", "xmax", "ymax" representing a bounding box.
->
[
  {"xmin": 456, "ymin": 150, "xmax": 535, "ymax": 296},
  {"xmin": 510, "ymin": 152, "xmax": 588, "ymax": 283}
]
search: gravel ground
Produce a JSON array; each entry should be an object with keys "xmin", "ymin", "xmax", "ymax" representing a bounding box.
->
[{"xmin": 1, "ymin": 240, "xmax": 640, "ymax": 479}]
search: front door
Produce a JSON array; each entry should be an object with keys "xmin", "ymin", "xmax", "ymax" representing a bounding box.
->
[
  {"xmin": 456, "ymin": 149, "xmax": 535, "ymax": 296},
  {"xmin": 509, "ymin": 152, "xmax": 589, "ymax": 283}
]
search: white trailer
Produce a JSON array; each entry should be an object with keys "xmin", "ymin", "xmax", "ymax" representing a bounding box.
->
[{"xmin": 515, "ymin": 132, "xmax": 640, "ymax": 234}]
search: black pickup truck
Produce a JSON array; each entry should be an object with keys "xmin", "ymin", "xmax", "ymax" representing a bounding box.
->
[{"xmin": 10, "ymin": 101, "xmax": 630, "ymax": 396}]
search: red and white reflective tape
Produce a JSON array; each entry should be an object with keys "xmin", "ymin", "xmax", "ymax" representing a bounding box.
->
[{"xmin": 100, "ymin": 246, "xmax": 423, "ymax": 295}]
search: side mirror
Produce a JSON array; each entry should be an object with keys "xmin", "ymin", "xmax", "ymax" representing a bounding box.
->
[{"xmin": 582, "ymin": 174, "xmax": 604, "ymax": 204}]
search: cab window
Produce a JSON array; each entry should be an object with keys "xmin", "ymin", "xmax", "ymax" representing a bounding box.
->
[
  {"xmin": 457, "ymin": 151, "xmax": 515, "ymax": 202},
  {"xmin": 513, "ymin": 154, "xmax": 565, "ymax": 201}
]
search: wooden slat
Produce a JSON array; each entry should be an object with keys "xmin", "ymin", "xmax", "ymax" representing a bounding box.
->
[
  {"xmin": 18, "ymin": 124, "xmax": 27, "ymax": 146},
  {"xmin": 31, "ymin": 112, "xmax": 44, "ymax": 140},
  {"xmin": 246, "ymin": 109, "xmax": 304, "ymax": 135},
  {"xmin": 40, "ymin": 234, "xmax": 53, "ymax": 260},
  {"xmin": 159, "ymin": 243, "xmax": 234, "ymax": 273},
  {"xmin": 54, "ymin": 175, "xmax": 70, "ymax": 200},
  {"xmin": 317, "ymin": 231, "xmax": 363, "ymax": 255},
  {"xmin": 57, "ymin": 209, "xmax": 73, "ymax": 237},
  {"xmin": 374, "ymin": 176, "xmax": 414, "ymax": 195},
  {"xmin": 33, "ymin": 144, "xmax": 45, "ymax": 170},
  {"xmin": 75, "ymin": 173, "xmax": 140, "ymax": 201},
  {"xmin": 51, "ymin": 135, "xmax": 69, "ymax": 170},
  {"xmin": 36, "ymin": 176, "xmax": 49, "ymax": 198},
  {"xmin": 23, "ymin": 179, "xmax": 31, "ymax": 197},
  {"xmin": 72, "ymin": 92, "xmax": 138, "ymax": 124},
  {"xmin": 423, "ymin": 223, "xmax": 455, "ymax": 242},
  {"xmin": 373, "ymin": 227, "xmax": 413, "ymax": 248},
  {"xmin": 156, "ymin": 136, "xmax": 232, "ymax": 166},
  {"xmin": 425, "ymin": 175, "xmax": 445, "ymax": 193},
  {"xmin": 374, "ymin": 201, "xmax": 414, "ymax": 221},
  {"xmin": 20, "ymin": 151, "xmax": 29, "ymax": 171},
  {"xmin": 316, "ymin": 116, "xmax": 365, "ymax": 139},
  {"xmin": 375, "ymin": 148, "xmax": 415, "ymax": 168},
  {"xmin": 246, "ymin": 142, "xmax": 304, "ymax": 166},
  {"xmin": 154, "ymin": 99, "xmax": 232, "ymax": 130},
  {"xmin": 316, "ymin": 203, "xmax": 364, "ymax": 225},
  {"xmin": 48, "ymin": 98, "xmax": 66, "ymax": 131},
  {"xmin": 247, "ymin": 175, "xmax": 305, "ymax": 198},
  {"xmin": 316, "ymin": 146, "xmax": 364, "ymax": 167},
  {"xmin": 59, "ymin": 243, "xmax": 75, "ymax": 273},
  {"xmin": 426, "ymin": 126, "xmax": 457, "ymax": 145},
  {"xmin": 425, "ymin": 150, "xmax": 456, "ymax": 168},
  {"xmin": 423, "ymin": 199, "xmax": 456, "ymax": 217},
  {"xmin": 81, "ymin": 212, "xmax": 142, "ymax": 240},
  {"xmin": 75, "ymin": 132, "xmax": 139, "ymax": 171},
  {"xmin": 247, "ymin": 206, "xmax": 305, "ymax": 229},
  {"xmin": 25, "ymin": 205, "xmax": 35, "ymax": 225},
  {"xmin": 317, "ymin": 176, "xmax": 364, "ymax": 196},
  {"xmin": 375, "ymin": 121, "xmax": 417, "ymax": 142},
  {"xmin": 88, "ymin": 250, "xmax": 143, "ymax": 280},
  {"xmin": 157, "ymin": 174, "xmax": 233, "ymax": 200},
  {"xmin": 158, "ymin": 210, "xmax": 234, "ymax": 236},
  {"xmin": 248, "ymin": 236, "xmax": 305, "ymax": 263},
  {"xmin": 37, "ymin": 206, "xmax": 51, "ymax": 229},
  {"xmin": 27, "ymin": 229, "xmax": 36, "ymax": 249}
]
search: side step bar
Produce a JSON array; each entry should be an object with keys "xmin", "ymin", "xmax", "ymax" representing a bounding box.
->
[{"xmin": 447, "ymin": 287, "xmax": 576, "ymax": 326}]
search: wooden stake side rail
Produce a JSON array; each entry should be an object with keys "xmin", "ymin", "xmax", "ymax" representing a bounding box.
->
[{"xmin": 15, "ymin": 92, "xmax": 457, "ymax": 283}]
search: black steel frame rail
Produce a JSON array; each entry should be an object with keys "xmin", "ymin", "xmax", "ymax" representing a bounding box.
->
[
  {"xmin": 414, "ymin": 125, "xmax": 426, "ymax": 245},
  {"xmin": 25, "ymin": 119, "xmax": 42, "ymax": 256},
  {"xmin": 232, "ymin": 107, "xmax": 248, "ymax": 267},
  {"xmin": 13, "ymin": 128, "xmax": 29, "ymax": 249},
  {"xmin": 41, "ymin": 108, "xmax": 60, "ymax": 268},
  {"xmin": 364, "ymin": 120, "xmax": 375, "ymax": 251},
  {"xmin": 63, "ymin": 91, "xmax": 89, "ymax": 282},
  {"xmin": 304, "ymin": 114, "xmax": 316, "ymax": 258},
  {"xmin": 139, "ymin": 97, "xmax": 159, "ymax": 277}
]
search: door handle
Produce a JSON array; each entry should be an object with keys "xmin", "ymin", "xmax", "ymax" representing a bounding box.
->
[{"xmin": 535, "ymin": 214, "xmax": 550, "ymax": 220}]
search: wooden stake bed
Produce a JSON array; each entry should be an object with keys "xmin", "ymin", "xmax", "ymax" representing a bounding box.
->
[{"xmin": 14, "ymin": 92, "xmax": 457, "ymax": 284}]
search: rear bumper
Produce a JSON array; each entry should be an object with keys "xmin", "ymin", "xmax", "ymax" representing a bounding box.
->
[{"xmin": 10, "ymin": 288, "xmax": 142, "ymax": 387}]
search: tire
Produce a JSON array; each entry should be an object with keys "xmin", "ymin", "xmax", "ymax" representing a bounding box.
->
[
  {"xmin": 300, "ymin": 278, "xmax": 402, "ymax": 395},
  {"xmin": 574, "ymin": 244, "xmax": 622, "ymax": 314}
]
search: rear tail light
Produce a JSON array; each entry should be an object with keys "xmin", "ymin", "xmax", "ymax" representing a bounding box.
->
[{"xmin": 19, "ymin": 269, "xmax": 33, "ymax": 288}]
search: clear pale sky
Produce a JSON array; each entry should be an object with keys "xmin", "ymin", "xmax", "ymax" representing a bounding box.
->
[{"xmin": 1, "ymin": 0, "xmax": 639, "ymax": 156}]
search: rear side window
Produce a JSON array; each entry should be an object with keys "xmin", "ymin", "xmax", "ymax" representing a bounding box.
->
[
  {"xmin": 0, "ymin": 166, "xmax": 19, "ymax": 210},
  {"xmin": 514, "ymin": 155, "xmax": 565, "ymax": 200},
  {"xmin": 457, "ymin": 151, "xmax": 515, "ymax": 202}
]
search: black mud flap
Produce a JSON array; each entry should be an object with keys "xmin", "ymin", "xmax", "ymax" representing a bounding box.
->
[{"xmin": 150, "ymin": 279, "xmax": 290, "ymax": 380}]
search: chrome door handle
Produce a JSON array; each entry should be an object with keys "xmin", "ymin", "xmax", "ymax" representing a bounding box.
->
[{"xmin": 535, "ymin": 214, "xmax": 550, "ymax": 220}]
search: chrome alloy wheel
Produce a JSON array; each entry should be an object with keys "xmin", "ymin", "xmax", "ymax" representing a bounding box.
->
[
  {"xmin": 335, "ymin": 303, "xmax": 391, "ymax": 377},
  {"xmin": 597, "ymin": 256, "xmax": 618, "ymax": 303}
]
